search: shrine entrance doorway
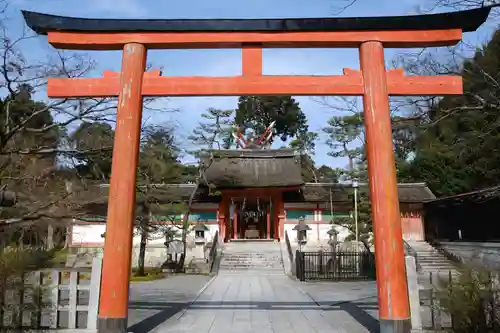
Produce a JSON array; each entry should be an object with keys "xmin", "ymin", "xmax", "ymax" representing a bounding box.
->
[
  {"xmin": 233, "ymin": 197, "xmax": 272, "ymax": 240},
  {"xmin": 222, "ymin": 187, "xmax": 285, "ymax": 242}
]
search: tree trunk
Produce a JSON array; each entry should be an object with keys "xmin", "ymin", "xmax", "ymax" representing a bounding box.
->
[
  {"xmin": 181, "ymin": 183, "xmax": 198, "ymax": 271},
  {"xmin": 63, "ymin": 226, "xmax": 70, "ymax": 249},
  {"xmin": 137, "ymin": 204, "xmax": 149, "ymax": 277},
  {"xmin": 46, "ymin": 224, "xmax": 54, "ymax": 250}
]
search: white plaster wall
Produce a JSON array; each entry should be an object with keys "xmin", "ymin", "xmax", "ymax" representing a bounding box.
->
[
  {"xmin": 70, "ymin": 223, "xmax": 220, "ymax": 267},
  {"xmin": 72, "ymin": 224, "xmax": 106, "ymax": 245},
  {"xmin": 284, "ymin": 222, "xmax": 351, "ymax": 249},
  {"xmin": 71, "ymin": 223, "xmax": 220, "ymax": 246}
]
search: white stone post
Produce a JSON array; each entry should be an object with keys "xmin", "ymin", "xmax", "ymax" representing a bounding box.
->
[
  {"xmin": 405, "ymin": 255, "xmax": 422, "ymax": 330},
  {"xmin": 87, "ymin": 257, "xmax": 103, "ymax": 329}
]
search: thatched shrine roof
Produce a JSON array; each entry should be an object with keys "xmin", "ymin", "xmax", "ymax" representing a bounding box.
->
[
  {"xmin": 425, "ymin": 185, "xmax": 500, "ymax": 209},
  {"xmin": 202, "ymin": 149, "xmax": 304, "ymax": 188},
  {"xmin": 283, "ymin": 182, "xmax": 435, "ymax": 203},
  {"xmin": 396, "ymin": 183, "xmax": 436, "ymax": 203},
  {"xmin": 283, "ymin": 183, "xmax": 349, "ymax": 202},
  {"xmin": 77, "ymin": 182, "xmax": 435, "ymax": 216},
  {"xmin": 74, "ymin": 181, "xmax": 436, "ymax": 218}
]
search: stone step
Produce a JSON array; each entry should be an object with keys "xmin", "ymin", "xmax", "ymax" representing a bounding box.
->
[
  {"xmin": 220, "ymin": 241, "xmax": 284, "ymax": 274},
  {"xmin": 418, "ymin": 257, "xmax": 450, "ymax": 260},
  {"xmin": 219, "ymin": 271, "xmax": 285, "ymax": 275},
  {"xmin": 219, "ymin": 265, "xmax": 283, "ymax": 269},
  {"xmin": 418, "ymin": 260, "xmax": 456, "ymax": 264},
  {"xmin": 220, "ymin": 261, "xmax": 282, "ymax": 265},
  {"xmin": 220, "ymin": 262, "xmax": 283, "ymax": 266},
  {"xmin": 221, "ymin": 258, "xmax": 282, "ymax": 262},
  {"xmin": 224, "ymin": 253, "xmax": 281, "ymax": 260},
  {"xmin": 219, "ymin": 268, "xmax": 284, "ymax": 272},
  {"xmin": 224, "ymin": 252, "xmax": 281, "ymax": 254}
]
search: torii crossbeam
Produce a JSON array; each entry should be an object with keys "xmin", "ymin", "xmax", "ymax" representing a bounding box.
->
[{"xmin": 22, "ymin": 6, "xmax": 491, "ymax": 333}]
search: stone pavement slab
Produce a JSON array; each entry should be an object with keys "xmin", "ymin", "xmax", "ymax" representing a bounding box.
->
[
  {"xmin": 298, "ymin": 281, "xmax": 378, "ymax": 306},
  {"xmin": 127, "ymin": 274, "xmax": 213, "ymax": 333},
  {"xmin": 299, "ymin": 281, "xmax": 379, "ymax": 333},
  {"xmin": 150, "ymin": 272, "xmax": 380, "ymax": 333}
]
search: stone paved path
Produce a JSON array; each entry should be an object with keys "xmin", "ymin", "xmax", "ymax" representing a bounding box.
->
[
  {"xmin": 127, "ymin": 275, "xmax": 212, "ymax": 333},
  {"xmin": 150, "ymin": 272, "xmax": 380, "ymax": 333}
]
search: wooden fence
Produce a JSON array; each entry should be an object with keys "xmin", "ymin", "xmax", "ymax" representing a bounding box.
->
[{"xmin": 1, "ymin": 257, "xmax": 102, "ymax": 332}]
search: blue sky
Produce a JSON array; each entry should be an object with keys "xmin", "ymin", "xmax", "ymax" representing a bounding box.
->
[{"xmin": 6, "ymin": 0, "xmax": 498, "ymax": 169}]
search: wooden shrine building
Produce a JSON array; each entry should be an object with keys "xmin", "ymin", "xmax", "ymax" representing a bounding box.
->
[{"xmin": 73, "ymin": 148, "xmax": 435, "ymax": 247}]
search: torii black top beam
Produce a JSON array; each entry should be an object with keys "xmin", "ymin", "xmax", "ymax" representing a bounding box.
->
[{"xmin": 22, "ymin": 6, "xmax": 491, "ymax": 35}]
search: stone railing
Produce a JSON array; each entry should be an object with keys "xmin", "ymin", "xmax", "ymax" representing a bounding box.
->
[
  {"xmin": 1, "ymin": 258, "xmax": 102, "ymax": 332},
  {"xmin": 434, "ymin": 241, "xmax": 500, "ymax": 271},
  {"xmin": 208, "ymin": 230, "xmax": 220, "ymax": 274},
  {"xmin": 285, "ymin": 230, "xmax": 296, "ymax": 276},
  {"xmin": 403, "ymin": 240, "xmax": 421, "ymax": 271}
]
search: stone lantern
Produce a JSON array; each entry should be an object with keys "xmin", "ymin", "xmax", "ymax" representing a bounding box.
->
[
  {"xmin": 327, "ymin": 225, "xmax": 339, "ymax": 251},
  {"xmin": 327, "ymin": 225, "xmax": 341, "ymax": 275},
  {"xmin": 193, "ymin": 222, "xmax": 209, "ymax": 245},
  {"xmin": 192, "ymin": 222, "xmax": 209, "ymax": 262},
  {"xmin": 0, "ymin": 187, "xmax": 16, "ymax": 207},
  {"xmin": 293, "ymin": 217, "xmax": 311, "ymax": 251}
]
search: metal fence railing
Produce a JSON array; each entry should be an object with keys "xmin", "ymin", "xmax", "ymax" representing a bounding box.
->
[{"xmin": 295, "ymin": 250, "xmax": 376, "ymax": 281}]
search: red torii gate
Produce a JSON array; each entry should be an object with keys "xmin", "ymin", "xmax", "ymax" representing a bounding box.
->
[{"xmin": 22, "ymin": 6, "xmax": 490, "ymax": 333}]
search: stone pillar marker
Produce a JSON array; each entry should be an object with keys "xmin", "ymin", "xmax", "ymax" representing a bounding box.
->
[{"xmin": 405, "ymin": 255, "xmax": 422, "ymax": 330}]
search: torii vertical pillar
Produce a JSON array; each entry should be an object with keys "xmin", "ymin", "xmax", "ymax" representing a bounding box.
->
[
  {"xmin": 360, "ymin": 41, "xmax": 410, "ymax": 332},
  {"xmin": 97, "ymin": 43, "xmax": 146, "ymax": 333}
]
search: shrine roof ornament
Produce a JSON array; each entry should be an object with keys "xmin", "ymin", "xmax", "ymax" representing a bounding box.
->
[
  {"xmin": 22, "ymin": 7, "xmax": 490, "ymax": 34},
  {"xmin": 232, "ymin": 121, "xmax": 275, "ymax": 149}
]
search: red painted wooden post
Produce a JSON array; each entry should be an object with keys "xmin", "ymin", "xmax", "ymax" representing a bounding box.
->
[
  {"xmin": 274, "ymin": 194, "xmax": 285, "ymax": 241},
  {"xmin": 242, "ymin": 46, "xmax": 262, "ymax": 77},
  {"xmin": 97, "ymin": 43, "xmax": 146, "ymax": 333},
  {"xmin": 233, "ymin": 202, "xmax": 238, "ymax": 240},
  {"xmin": 359, "ymin": 41, "xmax": 410, "ymax": 333},
  {"xmin": 218, "ymin": 196, "xmax": 228, "ymax": 242},
  {"xmin": 266, "ymin": 205, "xmax": 271, "ymax": 239}
]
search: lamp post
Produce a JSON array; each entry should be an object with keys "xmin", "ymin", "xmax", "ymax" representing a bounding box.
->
[{"xmin": 352, "ymin": 180, "xmax": 359, "ymax": 245}]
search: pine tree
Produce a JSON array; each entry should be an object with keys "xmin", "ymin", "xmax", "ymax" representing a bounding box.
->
[
  {"xmin": 188, "ymin": 108, "xmax": 234, "ymax": 156},
  {"xmin": 235, "ymin": 96, "xmax": 307, "ymax": 142}
]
